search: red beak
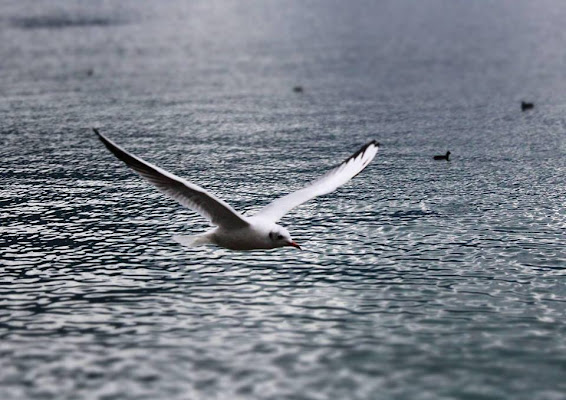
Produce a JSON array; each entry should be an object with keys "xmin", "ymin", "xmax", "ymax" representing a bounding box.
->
[{"xmin": 288, "ymin": 241, "xmax": 302, "ymax": 250}]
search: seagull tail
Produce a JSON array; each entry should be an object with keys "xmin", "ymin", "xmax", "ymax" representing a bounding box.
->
[{"xmin": 173, "ymin": 233, "xmax": 213, "ymax": 248}]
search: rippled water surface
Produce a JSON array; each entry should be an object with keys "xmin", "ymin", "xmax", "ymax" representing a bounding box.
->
[{"xmin": 1, "ymin": 1, "xmax": 566, "ymax": 399}]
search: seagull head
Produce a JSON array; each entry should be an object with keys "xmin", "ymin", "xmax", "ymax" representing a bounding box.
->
[{"xmin": 269, "ymin": 225, "xmax": 301, "ymax": 250}]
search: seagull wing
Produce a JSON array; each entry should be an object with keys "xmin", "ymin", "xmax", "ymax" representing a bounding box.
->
[
  {"xmin": 94, "ymin": 129, "xmax": 249, "ymax": 230},
  {"xmin": 254, "ymin": 140, "xmax": 379, "ymax": 222}
]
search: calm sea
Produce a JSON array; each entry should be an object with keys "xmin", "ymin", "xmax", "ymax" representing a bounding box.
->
[{"xmin": 1, "ymin": 1, "xmax": 565, "ymax": 399}]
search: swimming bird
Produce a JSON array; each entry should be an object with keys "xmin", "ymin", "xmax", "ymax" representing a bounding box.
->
[
  {"xmin": 521, "ymin": 101, "xmax": 534, "ymax": 111},
  {"xmin": 93, "ymin": 128, "xmax": 379, "ymax": 251},
  {"xmin": 433, "ymin": 151, "xmax": 451, "ymax": 161}
]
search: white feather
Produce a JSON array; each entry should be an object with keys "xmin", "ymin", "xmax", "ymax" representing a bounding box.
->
[{"xmin": 253, "ymin": 141, "xmax": 379, "ymax": 222}]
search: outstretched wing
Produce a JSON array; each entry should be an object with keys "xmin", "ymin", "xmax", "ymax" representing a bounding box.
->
[
  {"xmin": 254, "ymin": 140, "xmax": 379, "ymax": 222},
  {"xmin": 94, "ymin": 128, "xmax": 249, "ymax": 230}
]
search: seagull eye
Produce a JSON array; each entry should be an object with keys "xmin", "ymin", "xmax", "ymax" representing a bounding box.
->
[{"xmin": 277, "ymin": 235, "xmax": 283, "ymax": 240}]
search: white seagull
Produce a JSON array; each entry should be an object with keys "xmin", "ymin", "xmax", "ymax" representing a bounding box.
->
[{"xmin": 94, "ymin": 128, "xmax": 379, "ymax": 251}]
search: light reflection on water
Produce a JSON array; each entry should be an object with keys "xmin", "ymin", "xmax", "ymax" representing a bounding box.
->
[{"xmin": 2, "ymin": 0, "xmax": 566, "ymax": 399}]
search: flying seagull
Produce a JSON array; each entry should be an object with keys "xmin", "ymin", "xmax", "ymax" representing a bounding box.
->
[{"xmin": 93, "ymin": 128, "xmax": 379, "ymax": 251}]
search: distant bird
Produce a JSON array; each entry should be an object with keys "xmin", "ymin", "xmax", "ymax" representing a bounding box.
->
[
  {"xmin": 86, "ymin": 68, "xmax": 94, "ymax": 77},
  {"xmin": 521, "ymin": 101, "xmax": 534, "ymax": 111},
  {"xmin": 433, "ymin": 151, "xmax": 451, "ymax": 161},
  {"xmin": 293, "ymin": 86, "xmax": 304, "ymax": 93},
  {"xmin": 93, "ymin": 128, "xmax": 379, "ymax": 251}
]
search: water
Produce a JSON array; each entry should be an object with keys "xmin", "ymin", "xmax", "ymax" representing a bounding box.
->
[{"xmin": 1, "ymin": 1, "xmax": 566, "ymax": 399}]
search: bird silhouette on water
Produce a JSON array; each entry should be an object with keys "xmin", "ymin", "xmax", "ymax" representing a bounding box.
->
[
  {"xmin": 433, "ymin": 151, "xmax": 451, "ymax": 161},
  {"xmin": 521, "ymin": 101, "xmax": 534, "ymax": 111}
]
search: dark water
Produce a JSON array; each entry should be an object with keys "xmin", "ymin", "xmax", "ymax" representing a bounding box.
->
[{"xmin": 1, "ymin": 1, "xmax": 566, "ymax": 399}]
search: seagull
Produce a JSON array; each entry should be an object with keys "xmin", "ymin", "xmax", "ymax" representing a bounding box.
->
[{"xmin": 93, "ymin": 128, "xmax": 379, "ymax": 251}]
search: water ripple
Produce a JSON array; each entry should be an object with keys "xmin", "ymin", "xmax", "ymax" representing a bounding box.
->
[{"xmin": 2, "ymin": 1, "xmax": 566, "ymax": 398}]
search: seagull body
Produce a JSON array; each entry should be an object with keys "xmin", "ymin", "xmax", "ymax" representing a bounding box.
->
[
  {"xmin": 93, "ymin": 129, "xmax": 379, "ymax": 251},
  {"xmin": 190, "ymin": 217, "xmax": 288, "ymax": 251}
]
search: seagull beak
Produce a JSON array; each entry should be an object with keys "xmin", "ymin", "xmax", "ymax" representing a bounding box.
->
[{"xmin": 288, "ymin": 241, "xmax": 302, "ymax": 250}]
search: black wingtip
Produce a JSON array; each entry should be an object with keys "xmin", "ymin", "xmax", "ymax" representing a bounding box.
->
[
  {"xmin": 350, "ymin": 139, "xmax": 379, "ymax": 159},
  {"xmin": 93, "ymin": 128, "xmax": 113, "ymax": 149},
  {"xmin": 331, "ymin": 140, "xmax": 379, "ymax": 171},
  {"xmin": 92, "ymin": 128, "xmax": 128, "ymax": 162},
  {"xmin": 93, "ymin": 128, "xmax": 103, "ymax": 141},
  {"xmin": 363, "ymin": 139, "xmax": 379, "ymax": 149},
  {"xmin": 93, "ymin": 127, "xmax": 111, "ymax": 146}
]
